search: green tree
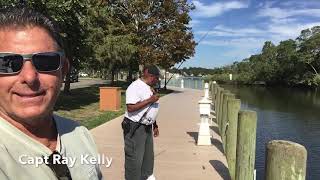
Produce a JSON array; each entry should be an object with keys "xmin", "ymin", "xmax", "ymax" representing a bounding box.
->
[
  {"xmin": 297, "ymin": 26, "xmax": 320, "ymax": 86},
  {"xmin": 84, "ymin": 1, "xmax": 137, "ymax": 84},
  {"xmin": 108, "ymin": 0, "xmax": 196, "ymax": 85},
  {"xmin": 276, "ymin": 39, "xmax": 299, "ymax": 84}
]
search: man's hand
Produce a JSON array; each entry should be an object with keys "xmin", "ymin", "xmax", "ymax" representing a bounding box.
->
[
  {"xmin": 149, "ymin": 94, "xmax": 159, "ymax": 103},
  {"xmin": 127, "ymin": 93, "xmax": 159, "ymax": 112},
  {"xmin": 153, "ymin": 127, "xmax": 159, "ymax": 137}
]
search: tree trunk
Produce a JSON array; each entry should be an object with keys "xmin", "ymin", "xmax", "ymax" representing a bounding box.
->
[
  {"xmin": 127, "ymin": 66, "xmax": 133, "ymax": 83},
  {"xmin": 111, "ymin": 69, "xmax": 115, "ymax": 85},
  {"xmin": 308, "ymin": 63, "xmax": 318, "ymax": 75},
  {"xmin": 63, "ymin": 72, "xmax": 71, "ymax": 94}
]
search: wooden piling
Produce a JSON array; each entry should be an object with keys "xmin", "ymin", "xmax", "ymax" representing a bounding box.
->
[
  {"xmin": 214, "ymin": 84, "xmax": 218, "ymax": 103},
  {"xmin": 218, "ymin": 90, "xmax": 229, "ymax": 132},
  {"xmin": 211, "ymin": 83, "xmax": 217, "ymax": 101},
  {"xmin": 265, "ymin": 140, "xmax": 307, "ymax": 180},
  {"xmin": 215, "ymin": 87, "xmax": 223, "ymax": 125},
  {"xmin": 235, "ymin": 110, "xmax": 257, "ymax": 180},
  {"xmin": 221, "ymin": 93, "xmax": 235, "ymax": 150},
  {"xmin": 225, "ymin": 99, "xmax": 241, "ymax": 180}
]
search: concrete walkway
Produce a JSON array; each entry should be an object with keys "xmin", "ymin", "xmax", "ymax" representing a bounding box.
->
[{"xmin": 91, "ymin": 87, "xmax": 230, "ymax": 180}]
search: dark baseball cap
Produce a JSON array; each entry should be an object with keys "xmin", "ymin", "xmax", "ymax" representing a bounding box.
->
[{"xmin": 144, "ymin": 65, "xmax": 160, "ymax": 76}]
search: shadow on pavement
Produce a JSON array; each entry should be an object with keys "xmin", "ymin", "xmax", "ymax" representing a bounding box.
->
[
  {"xmin": 209, "ymin": 160, "xmax": 231, "ymax": 180},
  {"xmin": 211, "ymin": 138, "xmax": 225, "ymax": 154},
  {"xmin": 186, "ymin": 131, "xmax": 198, "ymax": 144},
  {"xmin": 210, "ymin": 125, "xmax": 220, "ymax": 135},
  {"xmin": 186, "ymin": 131, "xmax": 225, "ymax": 154}
]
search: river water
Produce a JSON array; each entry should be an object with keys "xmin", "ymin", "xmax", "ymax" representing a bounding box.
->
[
  {"xmin": 164, "ymin": 78, "xmax": 320, "ymax": 180},
  {"xmin": 224, "ymin": 85, "xmax": 320, "ymax": 180}
]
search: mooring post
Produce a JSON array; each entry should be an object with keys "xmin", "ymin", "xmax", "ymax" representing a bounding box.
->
[
  {"xmin": 235, "ymin": 110, "xmax": 257, "ymax": 180},
  {"xmin": 225, "ymin": 98, "xmax": 241, "ymax": 180},
  {"xmin": 265, "ymin": 140, "xmax": 307, "ymax": 180},
  {"xmin": 221, "ymin": 93, "xmax": 235, "ymax": 150}
]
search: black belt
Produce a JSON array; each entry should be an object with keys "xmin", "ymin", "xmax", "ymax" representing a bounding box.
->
[
  {"xmin": 124, "ymin": 117, "xmax": 152, "ymax": 127},
  {"xmin": 123, "ymin": 117, "xmax": 152, "ymax": 138}
]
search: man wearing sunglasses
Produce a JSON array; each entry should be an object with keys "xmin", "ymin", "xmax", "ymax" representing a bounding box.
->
[{"xmin": 0, "ymin": 7, "xmax": 102, "ymax": 180}]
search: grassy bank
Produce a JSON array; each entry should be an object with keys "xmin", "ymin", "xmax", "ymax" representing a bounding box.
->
[{"xmin": 54, "ymin": 82, "xmax": 172, "ymax": 129}]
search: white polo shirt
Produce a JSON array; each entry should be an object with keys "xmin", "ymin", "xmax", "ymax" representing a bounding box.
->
[
  {"xmin": 125, "ymin": 79, "xmax": 159, "ymax": 125},
  {"xmin": 0, "ymin": 115, "xmax": 103, "ymax": 180}
]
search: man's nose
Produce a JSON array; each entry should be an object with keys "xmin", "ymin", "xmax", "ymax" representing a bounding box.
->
[{"xmin": 18, "ymin": 60, "xmax": 39, "ymax": 85}]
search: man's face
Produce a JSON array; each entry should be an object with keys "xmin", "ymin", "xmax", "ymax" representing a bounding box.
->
[
  {"xmin": 0, "ymin": 26, "xmax": 65, "ymax": 125},
  {"xmin": 144, "ymin": 69, "xmax": 159, "ymax": 86},
  {"xmin": 150, "ymin": 74, "xmax": 160, "ymax": 85}
]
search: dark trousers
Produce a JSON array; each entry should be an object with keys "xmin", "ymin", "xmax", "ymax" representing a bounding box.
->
[{"xmin": 122, "ymin": 117, "xmax": 154, "ymax": 180}]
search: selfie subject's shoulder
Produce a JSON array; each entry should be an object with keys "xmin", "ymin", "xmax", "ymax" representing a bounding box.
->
[
  {"xmin": 0, "ymin": 143, "xmax": 7, "ymax": 153},
  {"xmin": 54, "ymin": 115, "xmax": 93, "ymax": 141},
  {"xmin": 53, "ymin": 114, "xmax": 81, "ymax": 132},
  {"xmin": 54, "ymin": 114, "xmax": 80, "ymax": 125}
]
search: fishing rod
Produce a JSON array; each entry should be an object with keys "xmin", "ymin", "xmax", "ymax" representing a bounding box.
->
[{"xmin": 164, "ymin": 24, "xmax": 215, "ymax": 87}]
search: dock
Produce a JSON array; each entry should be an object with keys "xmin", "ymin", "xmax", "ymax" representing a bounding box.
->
[{"xmin": 91, "ymin": 87, "xmax": 230, "ymax": 180}]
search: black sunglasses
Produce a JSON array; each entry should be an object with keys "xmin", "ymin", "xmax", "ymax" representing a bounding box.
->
[
  {"xmin": 45, "ymin": 151, "xmax": 72, "ymax": 180},
  {"xmin": 0, "ymin": 51, "xmax": 64, "ymax": 74}
]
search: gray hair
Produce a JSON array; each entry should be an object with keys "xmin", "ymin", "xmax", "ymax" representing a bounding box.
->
[{"xmin": 0, "ymin": 6, "xmax": 64, "ymax": 51}]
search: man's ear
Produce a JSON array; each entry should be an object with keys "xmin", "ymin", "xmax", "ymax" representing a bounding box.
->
[{"xmin": 62, "ymin": 57, "xmax": 70, "ymax": 77}]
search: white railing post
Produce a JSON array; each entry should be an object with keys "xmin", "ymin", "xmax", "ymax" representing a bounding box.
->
[
  {"xmin": 197, "ymin": 95, "xmax": 212, "ymax": 146},
  {"xmin": 204, "ymin": 82, "xmax": 209, "ymax": 99},
  {"xmin": 181, "ymin": 79, "xmax": 184, "ymax": 89}
]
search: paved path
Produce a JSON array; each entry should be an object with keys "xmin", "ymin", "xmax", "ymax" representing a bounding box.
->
[{"xmin": 91, "ymin": 87, "xmax": 230, "ymax": 180}]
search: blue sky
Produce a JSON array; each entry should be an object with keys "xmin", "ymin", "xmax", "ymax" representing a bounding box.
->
[{"xmin": 181, "ymin": 0, "xmax": 320, "ymax": 68}]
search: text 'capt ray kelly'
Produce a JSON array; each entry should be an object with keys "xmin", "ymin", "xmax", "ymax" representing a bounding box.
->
[{"xmin": 19, "ymin": 154, "xmax": 113, "ymax": 168}]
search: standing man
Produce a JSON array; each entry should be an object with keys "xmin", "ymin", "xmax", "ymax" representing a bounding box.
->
[
  {"xmin": 122, "ymin": 65, "xmax": 160, "ymax": 180},
  {"xmin": 0, "ymin": 7, "xmax": 102, "ymax": 179}
]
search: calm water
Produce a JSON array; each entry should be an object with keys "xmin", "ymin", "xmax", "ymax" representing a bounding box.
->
[
  {"xmin": 162, "ymin": 77, "xmax": 204, "ymax": 89},
  {"xmin": 223, "ymin": 85, "xmax": 320, "ymax": 180},
  {"xmin": 165, "ymin": 78, "xmax": 320, "ymax": 179}
]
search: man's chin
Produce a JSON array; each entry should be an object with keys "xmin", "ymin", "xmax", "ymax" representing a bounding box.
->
[{"xmin": 12, "ymin": 111, "xmax": 52, "ymax": 125}]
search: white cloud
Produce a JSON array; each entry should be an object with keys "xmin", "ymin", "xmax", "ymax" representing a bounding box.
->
[
  {"xmin": 257, "ymin": 4, "xmax": 320, "ymax": 19},
  {"xmin": 189, "ymin": 19, "xmax": 201, "ymax": 27},
  {"xmin": 201, "ymin": 37, "xmax": 267, "ymax": 48},
  {"xmin": 222, "ymin": 48, "xmax": 260, "ymax": 61},
  {"xmin": 254, "ymin": 3, "xmax": 320, "ymax": 42},
  {"xmin": 280, "ymin": 1, "xmax": 320, "ymax": 9},
  {"xmin": 192, "ymin": 1, "xmax": 248, "ymax": 18},
  {"xmin": 195, "ymin": 25, "xmax": 266, "ymax": 37},
  {"xmin": 200, "ymin": 38, "xmax": 264, "ymax": 62},
  {"xmin": 196, "ymin": 21, "xmax": 320, "ymax": 43},
  {"xmin": 267, "ymin": 22, "xmax": 320, "ymax": 41},
  {"xmin": 188, "ymin": 1, "xmax": 320, "ymax": 67},
  {"xmin": 269, "ymin": 17, "xmax": 297, "ymax": 24},
  {"xmin": 196, "ymin": 21, "xmax": 320, "ymax": 62}
]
